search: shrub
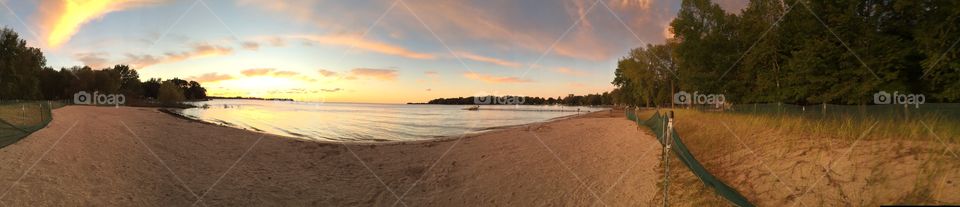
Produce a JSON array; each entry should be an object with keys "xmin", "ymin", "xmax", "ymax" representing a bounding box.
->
[{"xmin": 158, "ymin": 81, "xmax": 184, "ymax": 106}]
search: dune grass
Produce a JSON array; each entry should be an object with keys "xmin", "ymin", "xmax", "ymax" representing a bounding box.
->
[{"xmin": 638, "ymin": 105, "xmax": 960, "ymax": 206}]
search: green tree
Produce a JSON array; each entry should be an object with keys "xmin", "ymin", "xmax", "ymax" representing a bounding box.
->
[
  {"xmin": 0, "ymin": 27, "xmax": 45, "ymax": 99},
  {"xmin": 158, "ymin": 80, "xmax": 185, "ymax": 106}
]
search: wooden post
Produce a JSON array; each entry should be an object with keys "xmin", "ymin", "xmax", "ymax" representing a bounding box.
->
[{"xmin": 663, "ymin": 111, "xmax": 674, "ymax": 207}]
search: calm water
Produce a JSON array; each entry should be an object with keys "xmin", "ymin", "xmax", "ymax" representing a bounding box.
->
[{"xmin": 174, "ymin": 99, "xmax": 608, "ymax": 142}]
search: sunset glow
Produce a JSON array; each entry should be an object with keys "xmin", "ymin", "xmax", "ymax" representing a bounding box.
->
[{"xmin": 2, "ymin": 0, "xmax": 746, "ymax": 103}]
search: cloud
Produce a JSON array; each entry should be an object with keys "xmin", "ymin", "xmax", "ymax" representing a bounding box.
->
[
  {"xmin": 321, "ymin": 88, "xmax": 343, "ymax": 92},
  {"xmin": 123, "ymin": 43, "xmax": 234, "ymax": 68},
  {"xmin": 268, "ymin": 37, "xmax": 285, "ymax": 47},
  {"xmin": 165, "ymin": 44, "xmax": 233, "ymax": 62},
  {"xmin": 317, "ymin": 69, "xmax": 338, "ymax": 77},
  {"xmin": 188, "ymin": 72, "xmax": 234, "ymax": 83},
  {"xmin": 237, "ymin": 1, "xmax": 682, "ymax": 62},
  {"xmin": 294, "ymin": 34, "xmax": 435, "ymax": 59},
  {"xmin": 463, "ymin": 72, "xmax": 532, "ymax": 83},
  {"xmin": 552, "ymin": 67, "xmax": 589, "ymax": 76},
  {"xmin": 272, "ymin": 70, "xmax": 300, "ymax": 77},
  {"xmin": 389, "ymin": 1, "xmax": 621, "ymax": 61},
  {"xmin": 239, "ymin": 68, "xmax": 315, "ymax": 82},
  {"xmin": 74, "ymin": 52, "xmax": 110, "ymax": 69},
  {"xmin": 457, "ymin": 51, "xmax": 522, "ymax": 68},
  {"xmin": 241, "ymin": 68, "xmax": 276, "ymax": 76},
  {"xmin": 347, "ymin": 68, "xmax": 398, "ymax": 81},
  {"xmin": 241, "ymin": 41, "xmax": 260, "ymax": 50},
  {"xmin": 37, "ymin": 0, "xmax": 167, "ymax": 48}
]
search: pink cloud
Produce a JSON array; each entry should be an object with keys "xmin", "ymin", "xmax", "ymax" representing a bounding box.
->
[
  {"xmin": 348, "ymin": 68, "xmax": 399, "ymax": 81},
  {"xmin": 317, "ymin": 69, "xmax": 338, "ymax": 77},
  {"xmin": 463, "ymin": 72, "xmax": 532, "ymax": 83},
  {"xmin": 188, "ymin": 72, "xmax": 234, "ymax": 83},
  {"xmin": 552, "ymin": 67, "xmax": 589, "ymax": 76},
  {"xmin": 241, "ymin": 41, "xmax": 260, "ymax": 50},
  {"xmin": 123, "ymin": 43, "xmax": 234, "ymax": 68},
  {"xmin": 293, "ymin": 34, "xmax": 435, "ymax": 59},
  {"xmin": 241, "ymin": 68, "xmax": 275, "ymax": 76},
  {"xmin": 457, "ymin": 51, "xmax": 522, "ymax": 68},
  {"xmin": 74, "ymin": 52, "xmax": 110, "ymax": 69}
]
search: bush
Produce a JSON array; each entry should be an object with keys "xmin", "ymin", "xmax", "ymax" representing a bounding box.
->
[{"xmin": 158, "ymin": 81, "xmax": 184, "ymax": 106}]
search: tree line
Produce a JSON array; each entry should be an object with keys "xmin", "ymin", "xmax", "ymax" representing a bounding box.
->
[
  {"xmin": 419, "ymin": 92, "xmax": 614, "ymax": 106},
  {"xmin": 1, "ymin": 27, "xmax": 207, "ymax": 105},
  {"xmin": 613, "ymin": 0, "xmax": 960, "ymax": 107}
]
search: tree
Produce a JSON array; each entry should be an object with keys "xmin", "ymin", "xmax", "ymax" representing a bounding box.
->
[
  {"xmin": 38, "ymin": 67, "xmax": 66, "ymax": 100},
  {"xmin": 142, "ymin": 78, "xmax": 162, "ymax": 99},
  {"xmin": 0, "ymin": 27, "xmax": 45, "ymax": 99},
  {"xmin": 112, "ymin": 65, "xmax": 143, "ymax": 98},
  {"xmin": 158, "ymin": 80, "xmax": 185, "ymax": 106},
  {"xmin": 187, "ymin": 81, "xmax": 207, "ymax": 100}
]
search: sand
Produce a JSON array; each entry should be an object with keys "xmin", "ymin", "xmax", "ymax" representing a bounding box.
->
[{"xmin": 0, "ymin": 106, "xmax": 661, "ymax": 206}]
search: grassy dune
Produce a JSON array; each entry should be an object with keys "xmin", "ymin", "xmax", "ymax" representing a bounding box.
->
[{"xmin": 640, "ymin": 106, "xmax": 959, "ymax": 206}]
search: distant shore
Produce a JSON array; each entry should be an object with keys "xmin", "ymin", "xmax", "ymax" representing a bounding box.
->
[
  {"xmin": 206, "ymin": 96, "xmax": 294, "ymax": 101},
  {"xmin": 0, "ymin": 106, "xmax": 660, "ymax": 206}
]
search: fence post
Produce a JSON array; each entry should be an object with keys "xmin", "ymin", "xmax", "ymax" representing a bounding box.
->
[{"xmin": 663, "ymin": 111, "xmax": 674, "ymax": 207}]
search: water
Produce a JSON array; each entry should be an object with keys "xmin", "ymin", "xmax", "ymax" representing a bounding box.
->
[{"xmin": 174, "ymin": 99, "xmax": 608, "ymax": 142}]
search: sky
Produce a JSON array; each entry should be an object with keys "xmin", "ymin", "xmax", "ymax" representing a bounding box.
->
[{"xmin": 1, "ymin": 0, "xmax": 747, "ymax": 103}]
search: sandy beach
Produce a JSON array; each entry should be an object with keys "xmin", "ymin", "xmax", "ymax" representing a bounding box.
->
[{"xmin": 0, "ymin": 106, "xmax": 661, "ymax": 206}]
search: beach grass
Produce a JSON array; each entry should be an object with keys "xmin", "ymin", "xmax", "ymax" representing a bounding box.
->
[
  {"xmin": 638, "ymin": 106, "xmax": 960, "ymax": 206},
  {"xmin": 0, "ymin": 102, "xmax": 46, "ymax": 129}
]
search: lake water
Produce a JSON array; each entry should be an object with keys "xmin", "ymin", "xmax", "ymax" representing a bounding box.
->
[{"xmin": 174, "ymin": 99, "xmax": 608, "ymax": 142}]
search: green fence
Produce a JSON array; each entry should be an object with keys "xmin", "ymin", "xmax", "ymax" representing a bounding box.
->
[
  {"xmin": 0, "ymin": 100, "xmax": 65, "ymax": 148},
  {"xmin": 627, "ymin": 108, "xmax": 754, "ymax": 207}
]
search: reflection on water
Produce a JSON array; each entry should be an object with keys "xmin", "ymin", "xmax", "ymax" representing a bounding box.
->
[{"xmin": 175, "ymin": 99, "xmax": 608, "ymax": 142}]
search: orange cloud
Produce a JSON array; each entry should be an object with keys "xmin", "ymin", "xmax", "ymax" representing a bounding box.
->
[
  {"xmin": 294, "ymin": 35, "xmax": 435, "ymax": 59},
  {"xmin": 188, "ymin": 72, "xmax": 233, "ymax": 83},
  {"xmin": 38, "ymin": 0, "xmax": 166, "ymax": 48},
  {"xmin": 165, "ymin": 44, "xmax": 232, "ymax": 62},
  {"xmin": 552, "ymin": 67, "xmax": 589, "ymax": 76},
  {"xmin": 348, "ymin": 68, "xmax": 398, "ymax": 81},
  {"xmin": 457, "ymin": 51, "xmax": 522, "ymax": 68},
  {"xmin": 463, "ymin": 72, "xmax": 532, "ymax": 83},
  {"xmin": 241, "ymin": 68, "xmax": 275, "ymax": 76},
  {"xmin": 123, "ymin": 43, "xmax": 234, "ymax": 68},
  {"xmin": 74, "ymin": 52, "xmax": 110, "ymax": 69},
  {"xmin": 317, "ymin": 69, "xmax": 338, "ymax": 77},
  {"xmin": 241, "ymin": 41, "xmax": 260, "ymax": 50},
  {"xmin": 272, "ymin": 70, "xmax": 300, "ymax": 77},
  {"xmin": 239, "ymin": 68, "xmax": 315, "ymax": 82}
]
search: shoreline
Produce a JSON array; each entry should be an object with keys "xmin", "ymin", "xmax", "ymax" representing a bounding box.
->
[{"xmin": 158, "ymin": 107, "xmax": 610, "ymax": 146}]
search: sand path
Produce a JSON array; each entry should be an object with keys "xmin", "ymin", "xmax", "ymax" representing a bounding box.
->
[{"xmin": 0, "ymin": 106, "xmax": 661, "ymax": 206}]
